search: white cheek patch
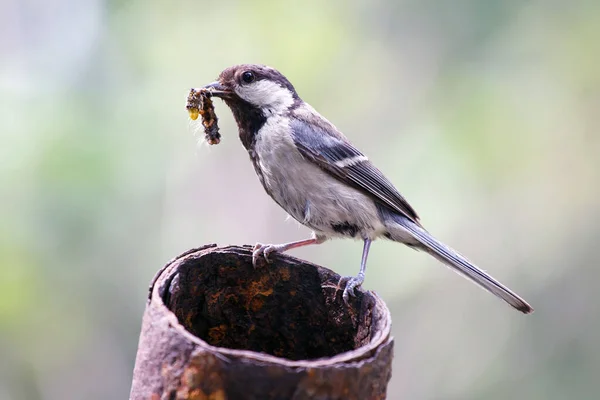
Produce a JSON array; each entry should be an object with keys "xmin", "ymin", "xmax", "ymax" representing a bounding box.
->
[{"xmin": 235, "ymin": 80, "xmax": 295, "ymax": 115}]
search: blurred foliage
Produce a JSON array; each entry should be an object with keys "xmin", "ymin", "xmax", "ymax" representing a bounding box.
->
[{"xmin": 1, "ymin": 0, "xmax": 599, "ymax": 399}]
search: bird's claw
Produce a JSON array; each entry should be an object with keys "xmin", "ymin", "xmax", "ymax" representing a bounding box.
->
[
  {"xmin": 342, "ymin": 274, "xmax": 365, "ymax": 304},
  {"xmin": 252, "ymin": 243, "xmax": 279, "ymax": 266}
]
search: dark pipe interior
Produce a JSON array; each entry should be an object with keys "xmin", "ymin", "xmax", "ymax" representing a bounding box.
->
[{"xmin": 164, "ymin": 249, "xmax": 369, "ymax": 360}]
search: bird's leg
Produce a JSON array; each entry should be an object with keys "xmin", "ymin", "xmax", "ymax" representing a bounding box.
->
[
  {"xmin": 252, "ymin": 234, "xmax": 327, "ymax": 266},
  {"xmin": 342, "ymin": 238, "xmax": 372, "ymax": 304}
]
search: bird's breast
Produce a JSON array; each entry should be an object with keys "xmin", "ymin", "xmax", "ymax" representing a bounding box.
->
[{"xmin": 252, "ymin": 116, "xmax": 309, "ymax": 209}]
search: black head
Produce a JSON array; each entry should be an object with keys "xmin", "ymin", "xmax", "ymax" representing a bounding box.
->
[
  {"xmin": 203, "ymin": 64, "xmax": 300, "ymax": 115},
  {"xmin": 200, "ymin": 64, "xmax": 301, "ymax": 148}
]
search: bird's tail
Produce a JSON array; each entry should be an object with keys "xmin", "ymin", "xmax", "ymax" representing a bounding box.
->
[{"xmin": 391, "ymin": 216, "xmax": 533, "ymax": 314}]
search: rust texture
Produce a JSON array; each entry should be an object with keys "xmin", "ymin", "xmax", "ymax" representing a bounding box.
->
[{"xmin": 130, "ymin": 244, "xmax": 393, "ymax": 400}]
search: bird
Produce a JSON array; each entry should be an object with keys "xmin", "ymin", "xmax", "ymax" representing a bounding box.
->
[{"xmin": 195, "ymin": 64, "xmax": 533, "ymax": 314}]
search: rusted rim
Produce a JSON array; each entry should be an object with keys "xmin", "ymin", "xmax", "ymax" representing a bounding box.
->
[{"xmin": 150, "ymin": 244, "xmax": 392, "ymax": 368}]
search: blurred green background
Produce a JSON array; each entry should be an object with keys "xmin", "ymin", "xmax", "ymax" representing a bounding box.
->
[{"xmin": 1, "ymin": 0, "xmax": 599, "ymax": 399}]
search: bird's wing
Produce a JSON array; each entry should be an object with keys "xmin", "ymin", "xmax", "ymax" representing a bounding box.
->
[{"xmin": 289, "ymin": 115, "xmax": 421, "ymax": 225}]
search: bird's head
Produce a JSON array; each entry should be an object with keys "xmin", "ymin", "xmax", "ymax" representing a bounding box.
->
[{"xmin": 202, "ymin": 64, "xmax": 300, "ymax": 117}]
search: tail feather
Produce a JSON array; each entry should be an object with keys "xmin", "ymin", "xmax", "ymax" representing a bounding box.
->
[{"xmin": 394, "ymin": 217, "xmax": 533, "ymax": 314}]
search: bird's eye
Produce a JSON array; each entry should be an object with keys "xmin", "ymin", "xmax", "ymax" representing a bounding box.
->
[{"xmin": 241, "ymin": 71, "xmax": 255, "ymax": 84}]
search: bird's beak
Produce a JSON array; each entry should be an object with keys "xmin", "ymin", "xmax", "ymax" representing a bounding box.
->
[{"xmin": 202, "ymin": 81, "xmax": 230, "ymax": 98}]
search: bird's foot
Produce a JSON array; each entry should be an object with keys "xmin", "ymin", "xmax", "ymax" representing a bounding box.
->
[
  {"xmin": 342, "ymin": 273, "xmax": 365, "ymax": 304},
  {"xmin": 252, "ymin": 243, "xmax": 283, "ymax": 266}
]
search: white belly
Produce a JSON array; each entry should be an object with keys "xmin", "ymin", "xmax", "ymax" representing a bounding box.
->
[{"xmin": 253, "ymin": 117, "xmax": 386, "ymax": 239}]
